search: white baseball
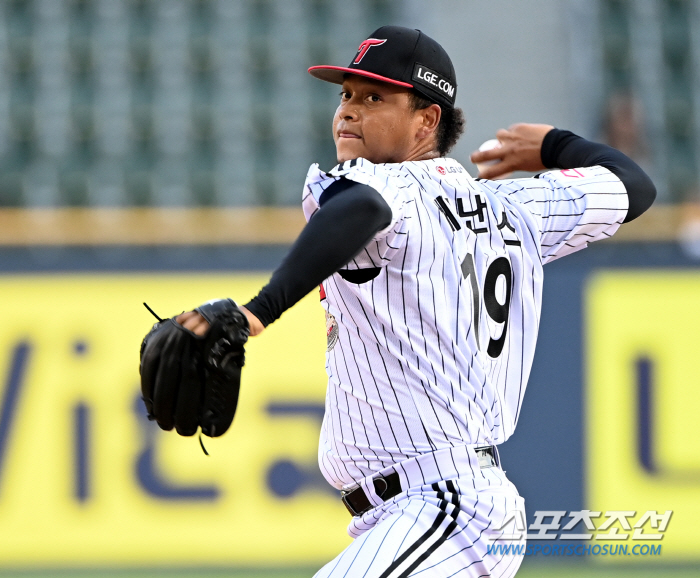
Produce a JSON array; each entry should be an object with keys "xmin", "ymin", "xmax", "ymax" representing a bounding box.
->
[{"xmin": 475, "ymin": 139, "xmax": 502, "ymax": 174}]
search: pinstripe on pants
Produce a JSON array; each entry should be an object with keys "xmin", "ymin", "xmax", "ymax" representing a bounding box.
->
[{"xmin": 315, "ymin": 467, "xmax": 525, "ymax": 578}]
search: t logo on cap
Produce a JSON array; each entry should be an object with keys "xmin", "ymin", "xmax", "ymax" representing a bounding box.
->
[{"xmin": 354, "ymin": 38, "xmax": 387, "ymax": 64}]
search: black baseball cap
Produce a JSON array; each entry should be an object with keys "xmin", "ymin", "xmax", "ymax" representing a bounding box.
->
[{"xmin": 309, "ymin": 26, "xmax": 457, "ymax": 109}]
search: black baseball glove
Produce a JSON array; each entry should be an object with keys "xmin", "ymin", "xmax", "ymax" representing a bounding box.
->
[{"xmin": 139, "ymin": 298, "xmax": 249, "ymax": 438}]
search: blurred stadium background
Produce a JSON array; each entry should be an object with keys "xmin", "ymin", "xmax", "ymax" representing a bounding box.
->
[{"xmin": 0, "ymin": 0, "xmax": 698, "ymax": 576}]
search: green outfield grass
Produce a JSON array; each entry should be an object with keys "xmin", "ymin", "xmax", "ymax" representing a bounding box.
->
[{"xmin": 0, "ymin": 566, "xmax": 699, "ymax": 578}]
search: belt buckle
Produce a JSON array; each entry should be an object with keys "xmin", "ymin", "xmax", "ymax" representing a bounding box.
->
[
  {"xmin": 340, "ymin": 489, "xmax": 362, "ymax": 517},
  {"xmin": 475, "ymin": 445, "xmax": 496, "ymax": 469},
  {"xmin": 340, "ymin": 472, "xmax": 401, "ymax": 517}
]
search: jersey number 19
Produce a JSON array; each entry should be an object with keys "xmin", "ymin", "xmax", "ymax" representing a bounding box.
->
[{"xmin": 461, "ymin": 254, "xmax": 512, "ymax": 358}]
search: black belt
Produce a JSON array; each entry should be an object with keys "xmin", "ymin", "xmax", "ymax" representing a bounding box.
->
[{"xmin": 341, "ymin": 445, "xmax": 499, "ymax": 517}]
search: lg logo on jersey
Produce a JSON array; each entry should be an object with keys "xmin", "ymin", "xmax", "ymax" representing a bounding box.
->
[{"xmin": 436, "ymin": 166, "xmax": 463, "ymax": 175}]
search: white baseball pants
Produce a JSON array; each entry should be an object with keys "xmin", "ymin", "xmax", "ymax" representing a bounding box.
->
[{"xmin": 314, "ymin": 446, "xmax": 526, "ymax": 578}]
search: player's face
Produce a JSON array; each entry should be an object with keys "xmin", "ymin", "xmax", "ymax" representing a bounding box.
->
[{"xmin": 333, "ymin": 75, "xmax": 440, "ymax": 164}]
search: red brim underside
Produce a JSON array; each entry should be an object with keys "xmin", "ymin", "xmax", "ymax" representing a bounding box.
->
[{"xmin": 308, "ymin": 65, "xmax": 414, "ymax": 88}]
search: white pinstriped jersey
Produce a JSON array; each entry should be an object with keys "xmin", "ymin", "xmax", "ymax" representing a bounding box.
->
[{"xmin": 302, "ymin": 157, "xmax": 628, "ymax": 490}]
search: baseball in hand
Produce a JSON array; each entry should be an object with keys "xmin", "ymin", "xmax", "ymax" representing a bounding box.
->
[
  {"xmin": 475, "ymin": 138, "xmax": 513, "ymax": 179},
  {"xmin": 474, "ymin": 139, "xmax": 502, "ymax": 174}
]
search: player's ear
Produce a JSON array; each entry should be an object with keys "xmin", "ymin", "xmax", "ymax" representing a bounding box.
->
[{"xmin": 415, "ymin": 103, "xmax": 441, "ymax": 140}]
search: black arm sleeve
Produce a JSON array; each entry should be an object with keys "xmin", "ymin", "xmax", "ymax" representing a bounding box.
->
[
  {"xmin": 244, "ymin": 178, "xmax": 392, "ymax": 327},
  {"xmin": 540, "ymin": 128, "xmax": 656, "ymax": 223}
]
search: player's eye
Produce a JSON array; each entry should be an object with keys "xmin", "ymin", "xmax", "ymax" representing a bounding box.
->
[
  {"xmin": 339, "ymin": 91, "xmax": 351, "ymax": 100},
  {"xmin": 367, "ymin": 94, "xmax": 381, "ymax": 103}
]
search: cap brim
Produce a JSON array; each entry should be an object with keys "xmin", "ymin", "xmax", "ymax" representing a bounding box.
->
[{"xmin": 308, "ymin": 66, "xmax": 414, "ymax": 88}]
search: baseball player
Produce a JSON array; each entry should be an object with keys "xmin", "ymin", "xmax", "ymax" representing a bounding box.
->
[{"xmin": 150, "ymin": 26, "xmax": 655, "ymax": 577}]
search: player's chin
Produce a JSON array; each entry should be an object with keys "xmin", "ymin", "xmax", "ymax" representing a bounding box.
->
[{"xmin": 335, "ymin": 140, "xmax": 366, "ymax": 164}]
